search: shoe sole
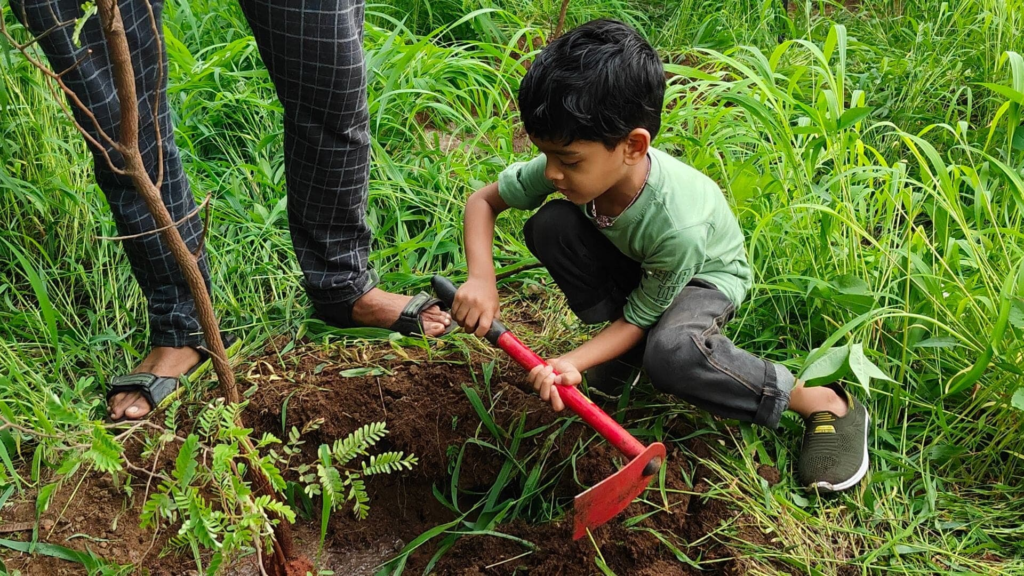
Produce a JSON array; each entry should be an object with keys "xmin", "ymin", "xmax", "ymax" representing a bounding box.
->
[{"xmin": 810, "ymin": 412, "xmax": 870, "ymax": 493}]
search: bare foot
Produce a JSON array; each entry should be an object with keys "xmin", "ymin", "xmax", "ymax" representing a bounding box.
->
[
  {"xmin": 108, "ymin": 346, "xmax": 200, "ymax": 421},
  {"xmin": 350, "ymin": 288, "xmax": 452, "ymax": 337}
]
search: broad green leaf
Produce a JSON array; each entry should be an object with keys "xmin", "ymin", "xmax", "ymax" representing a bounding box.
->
[
  {"xmin": 799, "ymin": 344, "xmax": 850, "ymax": 386},
  {"xmin": 340, "ymin": 367, "xmax": 386, "ymax": 377},
  {"xmin": 0, "ymin": 539, "xmax": 104, "ymax": 572},
  {"xmin": 926, "ymin": 444, "xmax": 966, "ymax": 463},
  {"xmin": 979, "ymin": 82, "xmax": 1024, "ymax": 104},
  {"xmin": 0, "ymin": 437, "xmax": 19, "ymax": 489},
  {"xmin": 848, "ymin": 343, "xmax": 893, "ymax": 393},
  {"xmin": 1009, "ymin": 301, "xmax": 1024, "ymax": 329},
  {"xmin": 36, "ymin": 483, "xmax": 57, "ymax": 515},
  {"xmin": 833, "ymin": 275, "xmax": 871, "ymax": 295},
  {"xmin": 913, "ymin": 337, "xmax": 960, "ymax": 349},
  {"xmin": 1011, "ymin": 388, "xmax": 1024, "ymax": 412},
  {"xmin": 0, "ymin": 72, "xmax": 8, "ymax": 111},
  {"xmin": 837, "ymin": 106, "xmax": 873, "ymax": 130}
]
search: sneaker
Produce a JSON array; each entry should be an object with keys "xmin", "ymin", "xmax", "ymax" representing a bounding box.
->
[{"xmin": 797, "ymin": 385, "xmax": 870, "ymax": 492}]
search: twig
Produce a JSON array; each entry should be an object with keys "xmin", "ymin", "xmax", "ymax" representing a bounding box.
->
[
  {"xmin": 42, "ymin": 74, "xmax": 127, "ymax": 174},
  {"xmin": 95, "ymin": 194, "xmax": 211, "ymax": 241},
  {"xmin": 553, "ymin": 0, "xmax": 571, "ymax": 38},
  {"xmin": 55, "ymin": 50, "xmax": 91, "ymax": 77},
  {"xmin": 0, "ymin": 519, "xmax": 54, "ymax": 534},
  {"xmin": 495, "ymin": 260, "xmax": 543, "ymax": 281},
  {"xmin": 196, "ymin": 194, "xmax": 213, "ymax": 258},
  {"xmin": 11, "ymin": 34, "xmax": 127, "ymax": 171},
  {"xmin": 109, "ymin": 419, "xmax": 156, "ymax": 441},
  {"xmin": 123, "ymin": 457, "xmax": 170, "ymax": 483},
  {"xmin": 142, "ymin": 441, "xmax": 165, "ymax": 503},
  {"xmin": 0, "ymin": 12, "xmax": 125, "ymax": 156},
  {"xmin": 376, "ymin": 377, "xmax": 387, "ymax": 418},
  {"xmin": 485, "ymin": 550, "xmax": 534, "ymax": 570},
  {"xmin": 0, "ymin": 419, "xmax": 60, "ymax": 439},
  {"xmin": 3, "ymin": 15, "xmax": 75, "ymax": 51},
  {"xmin": 255, "ymin": 534, "xmax": 270, "ymax": 576},
  {"xmin": 138, "ymin": 527, "xmax": 160, "ymax": 570}
]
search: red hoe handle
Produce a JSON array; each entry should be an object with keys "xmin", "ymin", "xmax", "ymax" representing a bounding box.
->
[{"xmin": 495, "ymin": 330, "xmax": 648, "ymax": 460}]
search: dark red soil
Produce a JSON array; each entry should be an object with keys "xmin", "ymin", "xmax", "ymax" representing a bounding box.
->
[{"xmin": 1, "ymin": 335, "xmax": 776, "ymax": 575}]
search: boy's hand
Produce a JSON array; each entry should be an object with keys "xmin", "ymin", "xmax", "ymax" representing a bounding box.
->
[
  {"xmin": 452, "ymin": 277, "xmax": 500, "ymax": 338},
  {"xmin": 527, "ymin": 357, "xmax": 582, "ymax": 412}
]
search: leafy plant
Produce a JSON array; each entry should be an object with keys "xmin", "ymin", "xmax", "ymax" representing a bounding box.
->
[
  {"xmin": 139, "ymin": 401, "xmax": 293, "ymax": 574},
  {"xmin": 262, "ymin": 421, "xmax": 416, "ymax": 554}
]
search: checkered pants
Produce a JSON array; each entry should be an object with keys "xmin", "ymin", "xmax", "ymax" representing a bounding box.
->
[{"xmin": 13, "ymin": 0, "xmax": 374, "ymax": 347}]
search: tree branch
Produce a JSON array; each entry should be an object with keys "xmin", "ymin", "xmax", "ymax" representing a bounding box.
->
[
  {"xmin": 0, "ymin": 12, "xmax": 124, "ymax": 156},
  {"xmin": 41, "ymin": 75, "xmax": 127, "ymax": 175},
  {"xmin": 90, "ymin": 2, "xmax": 295, "ymax": 569},
  {"xmin": 5, "ymin": 0, "xmax": 299, "ymax": 570},
  {"xmin": 554, "ymin": 0, "xmax": 571, "ymax": 38}
]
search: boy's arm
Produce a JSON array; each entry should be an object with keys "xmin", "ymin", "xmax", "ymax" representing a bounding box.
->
[
  {"xmin": 464, "ymin": 182, "xmax": 508, "ymax": 283},
  {"xmin": 453, "ymin": 182, "xmax": 509, "ymax": 337},
  {"xmin": 530, "ymin": 228, "xmax": 707, "ymax": 411},
  {"xmin": 560, "ymin": 318, "xmax": 645, "ymax": 373},
  {"xmin": 526, "ymin": 318, "xmax": 645, "ymax": 412}
]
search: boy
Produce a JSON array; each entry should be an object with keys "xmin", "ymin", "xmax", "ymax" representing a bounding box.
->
[{"xmin": 451, "ymin": 20, "xmax": 869, "ymax": 492}]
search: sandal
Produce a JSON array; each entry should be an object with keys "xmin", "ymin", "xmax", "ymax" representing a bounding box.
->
[
  {"xmin": 389, "ymin": 292, "xmax": 456, "ymax": 337},
  {"xmin": 106, "ymin": 333, "xmax": 241, "ymax": 423},
  {"xmin": 313, "ymin": 291, "xmax": 455, "ymax": 338}
]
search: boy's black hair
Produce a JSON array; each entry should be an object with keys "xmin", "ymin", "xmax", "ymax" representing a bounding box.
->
[{"xmin": 518, "ymin": 19, "xmax": 665, "ymax": 148}]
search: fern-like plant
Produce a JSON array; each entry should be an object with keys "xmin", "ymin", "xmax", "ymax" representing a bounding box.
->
[{"xmin": 297, "ymin": 422, "xmax": 416, "ymax": 545}]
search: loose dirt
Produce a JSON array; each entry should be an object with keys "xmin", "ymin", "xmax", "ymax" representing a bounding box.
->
[{"xmin": 2, "ymin": 334, "xmax": 776, "ymax": 575}]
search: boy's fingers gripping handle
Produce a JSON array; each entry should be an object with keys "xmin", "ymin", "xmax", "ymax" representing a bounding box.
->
[{"xmin": 431, "ymin": 275, "xmax": 508, "ymax": 346}]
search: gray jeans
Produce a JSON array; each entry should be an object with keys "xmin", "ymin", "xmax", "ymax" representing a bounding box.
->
[{"xmin": 525, "ymin": 200, "xmax": 794, "ymax": 428}]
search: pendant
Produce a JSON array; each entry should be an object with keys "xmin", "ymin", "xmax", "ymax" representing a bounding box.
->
[{"xmin": 589, "ymin": 201, "xmax": 614, "ymax": 229}]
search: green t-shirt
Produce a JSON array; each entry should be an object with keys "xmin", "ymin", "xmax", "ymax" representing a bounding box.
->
[{"xmin": 497, "ymin": 147, "xmax": 752, "ymax": 328}]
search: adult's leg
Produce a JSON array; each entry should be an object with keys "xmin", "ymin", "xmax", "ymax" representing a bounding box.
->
[
  {"xmin": 12, "ymin": 0, "xmax": 210, "ymax": 419},
  {"xmin": 236, "ymin": 0, "xmax": 449, "ymax": 334}
]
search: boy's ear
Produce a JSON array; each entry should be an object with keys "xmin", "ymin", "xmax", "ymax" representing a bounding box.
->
[{"xmin": 623, "ymin": 128, "xmax": 651, "ymax": 165}]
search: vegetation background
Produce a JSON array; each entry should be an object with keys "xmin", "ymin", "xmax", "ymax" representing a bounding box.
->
[{"xmin": 1, "ymin": 0, "xmax": 1023, "ymax": 573}]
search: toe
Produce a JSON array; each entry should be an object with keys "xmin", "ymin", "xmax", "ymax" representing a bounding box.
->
[
  {"xmin": 122, "ymin": 396, "xmax": 151, "ymax": 420},
  {"xmin": 123, "ymin": 403, "xmax": 147, "ymax": 419},
  {"xmin": 422, "ymin": 320, "xmax": 447, "ymax": 337},
  {"xmin": 421, "ymin": 305, "xmax": 452, "ymax": 332},
  {"xmin": 108, "ymin": 393, "xmax": 125, "ymax": 419},
  {"xmin": 422, "ymin": 305, "xmax": 448, "ymax": 323},
  {"xmin": 110, "ymin": 392, "xmax": 150, "ymax": 421}
]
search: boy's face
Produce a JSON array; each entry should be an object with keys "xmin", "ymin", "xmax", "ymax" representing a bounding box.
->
[{"xmin": 532, "ymin": 132, "xmax": 648, "ymax": 205}]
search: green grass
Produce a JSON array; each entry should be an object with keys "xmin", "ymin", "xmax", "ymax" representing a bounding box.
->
[{"xmin": 2, "ymin": 0, "xmax": 1024, "ymax": 573}]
